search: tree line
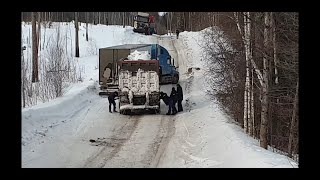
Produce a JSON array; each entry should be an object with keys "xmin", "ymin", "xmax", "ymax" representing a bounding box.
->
[
  {"xmin": 21, "ymin": 12, "xmax": 299, "ymax": 160},
  {"xmin": 201, "ymin": 12, "xmax": 298, "ymax": 160}
]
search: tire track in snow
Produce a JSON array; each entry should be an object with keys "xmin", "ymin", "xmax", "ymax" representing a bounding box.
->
[
  {"xmin": 83, "ymin": 115, "xmax": 141, "ymax": 168},
  {"xmin": 135, "ymin": 115, "xmax": 176, "ymax": 168},
  {"xmin": 153, "ymin": 116, "xmax": 176, "ymax": 167}
]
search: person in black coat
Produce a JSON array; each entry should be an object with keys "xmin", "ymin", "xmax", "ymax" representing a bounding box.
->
[
  {"xmin": 176, "ymin": 29, "xmax": 180, "ymax": 39},
  {"xmin": 144, "ymin": 24, "xmax": 149, "ymax": 35},
  {"xmin": 167, "ymin": 87, "xmax": 178, "ymax": 115},
  {"xmin": 108, "ymin": 91, "xmax": 118, "ymax": 113},
  {"xmin": 160, "ymin": 91, "xmax": 169, "ymax": 105},
  {"xmin": 177, "ymin": 83, "xmax": 183, "ymax": 112}
]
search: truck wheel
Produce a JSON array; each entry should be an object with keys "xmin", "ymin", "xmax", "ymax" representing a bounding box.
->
[
  {"xmin": 172, "ymin": 75, "xmax": 179, "ymax": 84},
  {"xmin": 125, "ymin": 110, "xmax": 131, "ymax": 115}
]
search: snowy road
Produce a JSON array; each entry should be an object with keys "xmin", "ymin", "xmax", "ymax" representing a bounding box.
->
[
  {"xmin": 22, "ymin": 85, "xmax": 178, "ymax": 168},
  {"xmin": 22, "ymin": 24, "xmax": 297, "ymax": 168}
]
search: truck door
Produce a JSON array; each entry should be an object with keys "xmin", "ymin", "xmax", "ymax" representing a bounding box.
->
[{"xmin": 150, "ymin": 44, "xmax": 158, "ymax": 60}]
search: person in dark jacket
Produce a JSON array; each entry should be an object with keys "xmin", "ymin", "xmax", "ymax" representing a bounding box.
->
[
  {"xmin": 144, "ymin": 24, "xmax": 149, "ymax": 35},
  {"xmin": 177, "ymin": 83, "xmax": 183, "ymax": 112},
  {"xmin": 160, "ymin": 91, "xmax": 169, "ymax": 106},
  {"xmin": 108, "ymin": 91, "xmax": 118, "ymax": 113},
  {"xmin": 176, "ymin": 29, "xmax": 180, "ymax": 39},
  {"xmin": 167, "ymin": 87, "xmax": 178, "ymax": 115}
]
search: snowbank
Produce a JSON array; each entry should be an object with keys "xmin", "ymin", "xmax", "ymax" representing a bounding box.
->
[
  {"xmin": 157, "ymin": 27, "xmax": 298, "ymax": 168},
  {"xmin": 22, "ymin": 81, "xmax": 98, "ymax": 146}
]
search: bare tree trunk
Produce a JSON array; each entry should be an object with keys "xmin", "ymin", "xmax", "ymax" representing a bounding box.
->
[
  {"xmin": 75, "ymin": 12, "xmax": 80, "ymax": 57},
  {"xmin": 166, "ymin": 13, "xmax": 169, "ymax": 35},
  {"xmin": 251, "ymin": 64, "xmax": 255, "ymax": 137},
  {"xmin": 236, "ymin": 12, "xmax": 250, "ymax": 134},
  {"xmin": 190, "ymin": 12, "xmax": 193, "ymax": 31},
  {"xmin": 86, "ymin": 12, "xmax": 89, "ymax": 41},
  {"xmin": 260, "ymin": 12, "xmax": 271, "ymax": 149},
  {"xmin": 245, "ymin": 12, "xmax": 252, "ymax": 134},
  {"xmin": 70, "ymin": 24, "xmax": 73, "ymax": 57},
  {"xmin": 66, "ymin": 25, "xmax": 68, "ymax": 55},
  {"xmin": 99, "ymin": 12, "xmax": 101, "ymax": 24},
  {"xmin": 32, "ymin": 12, "xmax": 39, "ymax": 82},
  {"xmin": 22, "ymin": 49, "xmax": 26, "ymax": 108},
  {"xmin": 170, "ymin": 12, "xmax": 173, "ymax": 35},
  {"xmin": 92, "ymin": 12, "xmax": 94, "ymax": 24},
  {"xmin": 272, "ymin": 13, "xmax": 279, "ymax": 85},
  {"xmin": 37, "ymin": 12, "xmax": 41, "ymax": 52},
  {"xmin": 43, "ymin": 20, "xmax": 46, "ymax": 50},
  {"xmin": 288, "ymin": 80, "xmax": 298, "ymax": 157},
  {"xmin": 123, "ymin": 12, "xmax": 125, "ymax": 28},
  {"xmin": 189, "ymin": 12, "xmax": 191, "ymax": 30},
  {"xmin": 111, "ymin": 12, "xmax": 113, "ymax": 24}
]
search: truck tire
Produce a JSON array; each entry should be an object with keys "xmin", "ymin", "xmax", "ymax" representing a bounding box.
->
[
  {"xmin": 125, "ymin": 109, "xmax": 131, "ymax": 115},
  {"xmin": 172, "ymin": 74, "xmax": 179, "ymax": 84}
]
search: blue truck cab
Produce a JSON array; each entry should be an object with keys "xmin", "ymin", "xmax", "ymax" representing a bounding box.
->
[{"xmin": 150, "ymin": 44, "xmax": 179, "ymax": 84}]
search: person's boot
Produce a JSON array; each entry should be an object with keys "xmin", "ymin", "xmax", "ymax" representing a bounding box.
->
[{"xmin": 166, "ymin": 112, "xmax": 171, "ymax": 115}]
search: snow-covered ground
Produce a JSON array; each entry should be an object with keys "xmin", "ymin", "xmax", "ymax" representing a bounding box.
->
[{"xmin": 21, "ymin": 22, "xmax": 298, "ymax": 168}]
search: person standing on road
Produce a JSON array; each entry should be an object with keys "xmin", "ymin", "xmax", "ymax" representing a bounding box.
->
[
  {"xmin": 108, "ymin": 91, "xmax": 118, "ymax": 113},
  {"xmin": 177, "ymin": 83, "xmax": 183, "ymax": 112},
  {"xmin": 176, "ymin": 29, "xmax": 180, "ymax": 39},
  {"xmin": 167, "ymin": 87, "xmax": 178, "ymax": 115}
]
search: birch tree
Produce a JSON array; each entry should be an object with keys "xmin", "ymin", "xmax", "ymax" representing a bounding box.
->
[
  {"xmin": 32, "ymin": 12, "xmax": 39, "ymax": 82},
  {"xmin": 272, "ymin": 13, "xmax": 278, "ymax": 85},
  {"xmin": 75, "ymin": 12, "xmax": 79, "ymax": 57},
  {"xmin": 260, "ymin": 12, "xmax": 271, "ymax": 149},
  {"xmin": 234, "ymin": 12, "xmax": 252, "ymax": 134},
  {"xmin": 37, "ymin": 12, "xmax": 41, "ymax": 52},
  {"xmin": 288, "ymin": 80, "xmax": 298, "ymax": 157},
  {"xmin": 86, "ymin": 12, "xmax": 89, "ymax": 41},
  {"xmin": 123, "ymin": 12, "xmax": 125, "ymax": 28}
]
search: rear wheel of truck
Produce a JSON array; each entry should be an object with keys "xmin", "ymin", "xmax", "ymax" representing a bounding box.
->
[
  {"xmin": 172, "ymin": 74, "xmax": 179, "ymax": 84},
  {"xmin": 121, "ymin": 109, "xmax": 131, "ymax": 115}
]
